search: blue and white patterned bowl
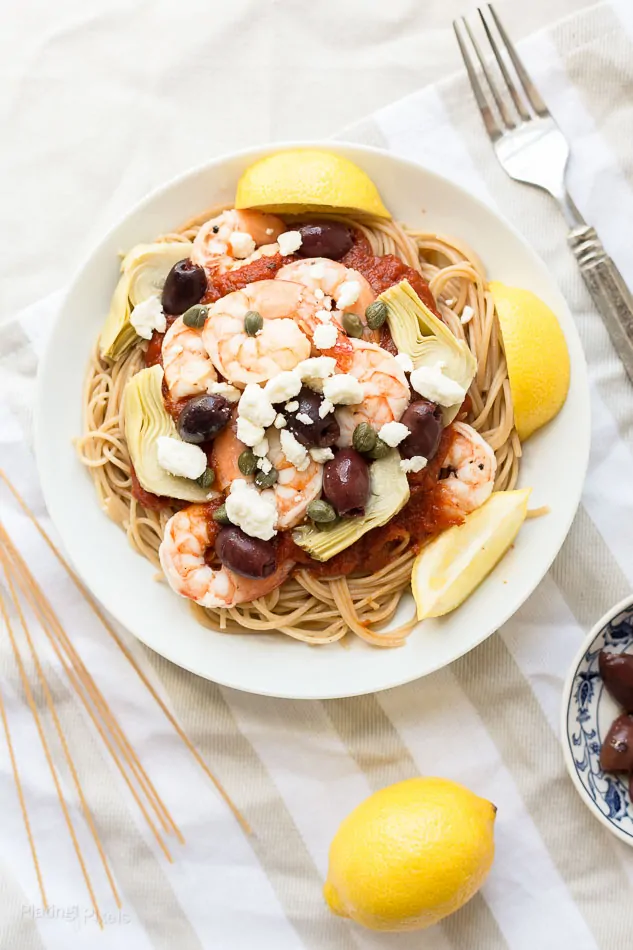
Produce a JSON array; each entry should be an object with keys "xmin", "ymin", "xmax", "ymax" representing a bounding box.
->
[{"xmin": 562, "ymin": 595, "xmax": 633, "ymax": 845}]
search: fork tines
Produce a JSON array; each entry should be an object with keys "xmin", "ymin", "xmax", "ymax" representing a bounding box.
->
[{"xmin": 453, "ymin": 4, "xmax": 548, "ymax": 139}]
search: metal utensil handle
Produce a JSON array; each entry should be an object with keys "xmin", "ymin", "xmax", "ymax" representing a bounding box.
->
[{"xmin": 568, "ymin": 224, "xmax": 633, "ymax": 383}]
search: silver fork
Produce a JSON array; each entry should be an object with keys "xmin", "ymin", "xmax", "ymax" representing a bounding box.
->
[{"xmin": 454, "ymin": 4, "xmax": 633, "ymax": 382}]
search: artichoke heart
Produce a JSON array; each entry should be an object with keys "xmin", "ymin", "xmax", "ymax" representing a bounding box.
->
[
  {"xmin": 380, "ymin": 280, "xmax": 477, "ymax": 423},
  {"xmin": 100, "ymin": 242, "xmax": 190, "ymax": 361},
  {"xmin": 123, "ymin": 365, "xmax": 213, "ymax": 503},
  {"xmin": 292, "ymin": 451, "xmax": 409, "ymax": 561}
]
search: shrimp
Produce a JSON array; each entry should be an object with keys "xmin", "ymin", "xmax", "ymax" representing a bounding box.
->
[
  {"xmin": 203, "ymin": 280, "xmax": 315, "ymax": 386},
  {"xmin": 161, "ymin": 317, "xmax": 217, "ymax": 401},
  {"xmin": 437, "ymin": 422, "xmax": 497, "ymax": 514},
  {"xmin": 267, "ymin": 428, "xmax": 323, "ymax": 529},
  {"xmin": 191, "ymin": 209, "xmax": 285, "ymax": 273},
  {"xmin": 159, "ymin": 504, "xmax": 293, "ymax": 608},
  {"xmin": 276, "ymin": 258, "xmax": 376, "ymax": 340},
  {"xmin": 211, "ymin": 413, "xmax": 251, "ymax": 491},
  {"xmin": 334, "ymin": 339, "xmax": 410, "ymax": 446}
]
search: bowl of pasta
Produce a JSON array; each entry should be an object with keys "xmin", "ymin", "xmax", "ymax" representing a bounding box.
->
[{"xmin": 35, "ymin": 143, "xmax": 589, "ymax": 698}]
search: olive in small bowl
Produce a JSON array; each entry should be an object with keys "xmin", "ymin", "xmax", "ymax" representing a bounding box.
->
[
  {"xmin": 215, "ymin": 526, "xmax": 277, "ymax": 579},
  {"xmin": 296, "ymin": 222, "xmax": 354, "ymax": 261},
  {"xmin": 285, "ymin": 387, "xmax": 340, "ymax": 447},
  {"xmin": 323, "ymin": 449, "xmax": 370, "ymax": 517},
  {"xmin": 399, "ymin": 399, "xmax": 443, "ymax": 461},
  {"xmin": 177, "ymin": 394, "xmax": 232, "ymax": 444},
  {"xmin": 162, "ymin": 259, "xmax": 207, "ymax": 315}
]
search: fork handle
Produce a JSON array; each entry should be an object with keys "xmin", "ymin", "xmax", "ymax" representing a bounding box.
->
[{"xmin": 568, "ymin": 224, "xmax": 633, "ymax": 384}]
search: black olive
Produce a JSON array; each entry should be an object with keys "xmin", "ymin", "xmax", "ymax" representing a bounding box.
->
[
  {"xmin": 399, "ymin": 400, "xmax": 443, "ymax": 461},
  {"xmin": 176, "ymin": 394, "xmax": 232, "ymax": 444},
  {"xmin": 600, "ymin": 651, "xmax": 633, "ymax": 712},
  {"xmin": 162, "ymin": 259, "xmax": 207, "ymax": 315},
  {"xmin": 215, "ymin": 526, "xmax": 277, "ymax": 579},
  {"xmin": 322, "ymin": 449, "xmax": 370, "ymax": 517},
  {"xmin": 296, "ymin": 222, "xmax": 354, "ymax": 261},
  {"xmin": 285, "ymin": 387, "xmax": 340, "ymax": 447},
  {"xmin": 600, "ymin": 714, "xmax": 633, "ymax": 772}
]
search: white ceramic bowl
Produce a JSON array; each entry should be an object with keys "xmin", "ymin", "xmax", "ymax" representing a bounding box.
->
[
  {"xmin": 35, "ymin": 141, "xmax": 590, "ymax": 699},
  {"xmin": 562, "ymin": 596, "xmax": 633, "ymax": 846}
]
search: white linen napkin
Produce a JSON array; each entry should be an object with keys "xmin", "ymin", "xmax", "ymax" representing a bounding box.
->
[{"xmin": 2, "ymin": 3, "xmax": 633, "ymax": 949}]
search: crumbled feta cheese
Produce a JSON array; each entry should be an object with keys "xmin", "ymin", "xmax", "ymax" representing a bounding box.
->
[
  {"xmin": 319, "ymin": 399, "xmax": 334, "ymax": 418},
  {"xmin": 296, "ymin": 357, "xmax": 337, "ymax": 391},
  {"xmin": 229, "ymin": 231, "xmax": 256, "ymax": 259},
  {"xmin": 265, "ymin": 227, "xmax": 275, "ymax": 236},
  {"xmin": 295, "ymin": 412, "xmax": 313, "ymax": 426},
  {"xmin": 238, "ymin": 383, "xmax": 276, "ymax": 427},
  {"xmin": 225, "ymin": 480, "xmax": 277, "ymax": 540},
  {"xmin": 274, "ymin": 413, "xmax": 287, "ymax": 429},
  {"xmin": 316, "ymin": 309, "xmax": 333, "ymax": 324},
  {"xmin": 314, "ymin": 288, "xmax": 325, "ymax": 302},
  {"xmin": 335, "ymin": 280, "xmax": 361, "ymax": 310},
  {"xmin": 310, "ymin": 262, "xmax": 326, "ymax": 280},
  {"xmin": 460, "ymin": 305, "xmax": 474, "ymax": 325},
  {"xmin": 309, "ymin": 447, "xmax": 334, "ymax": 463},
  {"xmin": 264, "ymin": 370, "xmax": 302, "ymax": 404},
  {"xmin": 277, "ymin": 230, "xmax": 303, "ymax": 256},
  {"xmin": 256, "ymin": 457, "xmax": 273, "ymax": 474},
  {"xmin": 237, "ymin": 416, "xmax": 265, "ymax": 447},
  {"xmin": 130, "ymin": 295, "xmax": 166, "ymax": 340},
  {"xmin": 313, "ymin": 323, "xmax": 338, "ymax": 350},
  {"xmin": 394, "ymin": 352, "xmax": 414, "ymax": 374},
  {"xmin": 323, "ymin": 374, "xmax": 364, "ymax": 405},
  {"xmin": 285, "ymin": 400, "xmax": 299, "ymax": 413},
  {"xmin": 400, "ymin": 456, "xmax": 428, "ymax": 474},
  {"xmin": 252, "ymin": 438, "xmax": 269, "ymax": 458},
  {"xmin": 156, "ymin": 436, "xmax": 206, "ymax": 480},
  {"xmin": 444, "ymin": 297, "xmax": 456, "ymax": 307},
  {"xmin": 378, "ymin": 421, "xmax": 410, "ymax": 447},
  {"xmin": 207, "ymin": 381, "xmax": 241, "ymax": 402},
  {"xmin": 410, "ymin": 363, "xmax": 466, "ymax": 408},
  {"xmin": 280, "ymin": 429, "xmax": 310, "ymax": 471}
]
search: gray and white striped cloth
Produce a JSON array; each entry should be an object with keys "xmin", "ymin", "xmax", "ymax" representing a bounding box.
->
[{"xmin": 2, "ymin": 2, "xmax": 633, "ymax": 947}]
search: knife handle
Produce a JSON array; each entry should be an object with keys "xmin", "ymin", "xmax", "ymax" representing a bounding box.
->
[{"xmin": 568, "ymin": 225, "xmax": 633, "ymax": 383}]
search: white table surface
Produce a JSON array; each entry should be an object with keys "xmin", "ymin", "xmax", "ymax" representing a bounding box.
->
[{"xmin": 0, "ymin": 0, "xmax": 593, "ymax": 323}]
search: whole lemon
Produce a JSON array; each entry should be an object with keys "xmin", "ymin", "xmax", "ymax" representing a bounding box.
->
[{"xmin": 323, "ymin": 777, "xmax": 496, "ymax": 932}]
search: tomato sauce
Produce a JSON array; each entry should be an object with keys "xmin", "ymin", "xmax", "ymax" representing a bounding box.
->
[
  {"xmin": 203, "ymin": 253, "xmax": 298, "ymax": 303},
  {"xmin": 130, "ymin": 469, "xmax": 174, "ymax": 511}
]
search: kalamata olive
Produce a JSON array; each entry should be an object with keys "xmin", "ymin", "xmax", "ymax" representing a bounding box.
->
[
  {"xmin": 399, "ymin": 399, "xmax": 443, "ymax": 461},
  {"xmin": 285, "ymin": 387, "xmax": 340, "ymax": 447},
  {"xmin": 600, "ymin": 651, "xmax": 633, "ymax": 712},
  {"xmin": 600, "ymin": 714, "xmax": 633, "ymax": 772},
  {"xmin": 323, "ymin": 449, "xmax": 370, "ymax": 517},
  {"xmin": 176, "ymin": 394, "xmax": 232, "ymax": 444},
  {"xmin": 162, "ymin": 259, "xmax": 207, "ymax": 315},
  {"xmin": 215, "ymin": 526, "xmax": 277, "ymax": 579},
  {"xmin": 296, "ymin": 222, "xmax": 354, "ymax": 261}
]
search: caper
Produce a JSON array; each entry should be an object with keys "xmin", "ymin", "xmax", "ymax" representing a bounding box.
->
[
  {"xmin": 352, "ymin": 422, "xmax": 377, "ymax": 455},
  {"xmin": 238, "ymin": 449, "xmax": 257, "ymax": 476},
  {"xmin": 365, "ymin": 300, "xmax": 388, "ymax": 330},
  {"xmin": 254, "ymin": 467, "xmax": 278, "ymax": 489},
  {"xmin": 341, "ymin": 312, "xmax": 364, "ymax": 339},
  {"xmin": 196, "ymin": 466, "xmax": 215, "ymax": 489},
  {"xmin": 182, "ymin": 304, "xmax": 209, "ymax": 329},
  {"xmin": 306, "ymin": 499, "xmax": 337, "ymax": 524},
  {"xmin": 244, "ymin": 310, "xmax": 264, "ymax": 336},
  {"xmin": 367, "ymin": 437, "xmax": 390, "ymax": 460},
  {"xmin": 213, "ymin": 503, "xmax": 231, "ymax": 525}
]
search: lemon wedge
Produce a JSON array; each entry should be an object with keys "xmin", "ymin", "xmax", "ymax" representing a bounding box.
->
[
  {"xmin": 411, "ymin": 489, "xmax": 531, "ymax": 620},
  {"xmin": 235, "ymin": 149, "xmax": 390, "ymax": 218},
  {"xmin": 490, "ymin": 282, "xmax": 570, "ymax": 442}
]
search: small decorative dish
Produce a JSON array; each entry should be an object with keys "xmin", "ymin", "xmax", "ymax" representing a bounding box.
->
[{"xmin": 562, "ymin": 594, "xmax": 633, "ymax": 846}]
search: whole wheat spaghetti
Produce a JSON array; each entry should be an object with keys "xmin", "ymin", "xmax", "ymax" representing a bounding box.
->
[{"xmin": 77, "ymin": 208, "xmax": 519, "ymax": 646}]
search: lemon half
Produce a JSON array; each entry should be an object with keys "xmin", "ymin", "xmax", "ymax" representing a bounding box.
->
[
  {"xmin": 324, "ymin": 777, "xmax": 496, "ymax": 932},
  {"xmin": 411, "ymin": 489, "xmax": 531, "ymax": 620},
  {"xmin": 235, "ymin": 149, "xmax": 390, "ymax": 218},
  {"xmin": 490, "ymin": 282, "xmax": 570, "ymax": 442}
]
